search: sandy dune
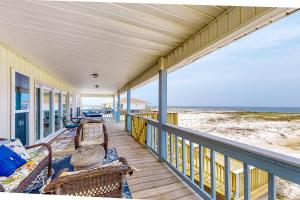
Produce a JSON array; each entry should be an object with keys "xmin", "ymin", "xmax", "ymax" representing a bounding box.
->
[{"xmin": 173, "ymin": 109, "xmax": 300, "ymax": 200}]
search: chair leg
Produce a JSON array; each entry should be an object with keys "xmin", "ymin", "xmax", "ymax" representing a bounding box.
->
[{"xmin": 48, "ymin": 159, "xmax": 52, "ymax": 177}]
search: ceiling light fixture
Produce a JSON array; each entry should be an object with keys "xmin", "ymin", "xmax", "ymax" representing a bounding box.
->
[{"xmin": 91, "ymin": 73, "xmax": 99, "ymax": 78}]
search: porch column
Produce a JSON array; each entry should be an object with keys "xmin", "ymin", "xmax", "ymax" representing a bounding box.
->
[
  {"xmin": 158, "ymin": 69, "xmax": 167, "ymax": 160},
  {"xmin": 126, "ymin": 89, "xmax": 131, "ymax": 132},
  {"xmin": 112, "ymin": 95, "xmax": 116, "ymax": 119},
  {"xmin": 116, "ymin": 93, "xmax": 120, "ymax": 122}
]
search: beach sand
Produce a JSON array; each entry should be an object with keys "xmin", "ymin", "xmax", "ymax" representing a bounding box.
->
[{"xmin": 173, "ymin": 109, "xmax": 300, "ymax": 200}]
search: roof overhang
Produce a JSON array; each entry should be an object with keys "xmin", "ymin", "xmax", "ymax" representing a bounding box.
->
[
  {"xmin": 119, "ymin": 6, "xmax": 298, "ymax": 93},
  {"xmin": 0, "ymin": 1, "xmax": 297, "ymax": 95}
]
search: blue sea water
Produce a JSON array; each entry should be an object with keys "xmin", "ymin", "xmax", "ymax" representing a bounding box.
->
[{"xmin": 166, "ymin": 106, "xmax": 300, "ymax": 113}]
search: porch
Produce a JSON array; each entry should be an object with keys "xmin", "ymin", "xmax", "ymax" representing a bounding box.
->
[
  {"xmin": 0, "ymin": 1, "xmax": 299, "ymax": 200},
  {"xmin": 104, "ymin": 119, "xmax": 202, "ymax": 199}
]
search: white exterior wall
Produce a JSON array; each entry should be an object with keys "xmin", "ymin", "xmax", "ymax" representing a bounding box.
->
[
  {"xmin": 131, "ymin": 103, "xmax": 147, "ymax": 110},
  {"xmin": 0, "ymin": 43, "xmax": 74, "ymax": 144}
]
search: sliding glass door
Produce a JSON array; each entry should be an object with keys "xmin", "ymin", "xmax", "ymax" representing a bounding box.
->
[
  {"xmin": 62, "ymin": 94, "xmax": 67, "ymax": 119},
  {"xmin": 43, "ymin": 89, "xmax": 51, "ymax": 137}
]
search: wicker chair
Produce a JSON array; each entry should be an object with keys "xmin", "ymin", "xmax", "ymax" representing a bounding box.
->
[
  {"xmin": 43, "ymin": 157, "xmax": 133, "ymax": 198},
  {"xmin": 75, "ymin": 121, "xmax": 108, "ymax": 154}
]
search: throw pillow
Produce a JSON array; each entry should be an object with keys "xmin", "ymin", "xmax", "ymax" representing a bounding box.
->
[
  {"xmin": 4, "ymin": 139, "xmax": 31, "ymax": 160},
  {"xmin": 0, "ymin": 145, "xmax": 27, "ymax": 177}
]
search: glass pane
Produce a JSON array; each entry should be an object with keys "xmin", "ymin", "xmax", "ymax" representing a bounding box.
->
[
  {"xmin": 15, "ymin": 72, "xmax": 30, "ymax": 110},
  {"xmin": 54, "ymin": 93, "xmax": 60, "ymax": 131},
  {"xmin": 69, "ymin": 94, "xmax": 73, "ymax": 117},
  {"xmin": 15, "ymin": 112, "xmax": 29, "ymax": 145},
  {"xmin": 35, "ymin": 88, "xmax": 41, "ymax": 141},
  {"xmin": 43, "ymin": 90, "xmax": 51, "ymax": 137},
  {"xmin": 62, "ymin": 94, "xmax": 67, "ymax": 119}
]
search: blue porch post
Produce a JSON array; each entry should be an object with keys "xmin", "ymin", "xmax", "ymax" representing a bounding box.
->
[
  {"xmin": 112, "ymin": 95, "xmax": 115, "ymax": 119},
  {"xmin": 126, "ymin": 89, "xmax": 131, "ymax": 132},
  {"xmin": 158, "ymin": 69, "xmax": 167, "ymax": 161},
  {"xmin": 116, "ymin": 93, "xmax": 120, "ymax": 122}
]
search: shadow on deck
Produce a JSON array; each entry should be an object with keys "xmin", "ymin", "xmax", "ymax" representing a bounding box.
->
[{"xmin": 105, "ymin": 119, "xmax": 202, "ymax": 200}]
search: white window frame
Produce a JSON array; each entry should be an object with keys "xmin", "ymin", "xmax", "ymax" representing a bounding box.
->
[
  {"xmin": 11, "ymin": 69, "xmax": 32, "ymax": 145},
  {"xmin": 34, "ymin": 81, "xmax": 68, "ymax": 142}
]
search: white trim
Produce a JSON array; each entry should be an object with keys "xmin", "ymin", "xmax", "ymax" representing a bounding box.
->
[
  {"xmin": 48, "ymin": 0, "xmax": 300, "ymax": 8},
  {"xmin": 10, "ymin": 68, "xmax": 16, "ymax": 140},
  {"xmin": 35, "ymin": 80, "xmax": 67, "ymax": 94},
  {"xmin": 39, "ymin": 86, "xmax": 44, "ymax": 142},
  {"xmin": 36, "ymin": 128, "xmax": 66, "ymax": 144},
  {"xmin": 15, "ymin": 110, "xmax": 30, "ymax": 113}
]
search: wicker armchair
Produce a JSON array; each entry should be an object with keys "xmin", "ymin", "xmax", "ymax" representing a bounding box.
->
[
  {"xmin": 0, "ymin": 141, "xmax": 52, "ymax": 192},
  {"xmin": 75, "ymin": 121, "xmax": 108, "ymax": 153},
  {"xmin": 43, "ymin": 157, "xmax": 133, "ymax": 198}
]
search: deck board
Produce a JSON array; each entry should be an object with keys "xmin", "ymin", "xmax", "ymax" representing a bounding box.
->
[
  {"xmin": 105, "ymin": 119, "xmax": 202, "ymax": 200},
  {"xmin": 50, "ymin": 119, "xmax": 202, "ymax": 199}
]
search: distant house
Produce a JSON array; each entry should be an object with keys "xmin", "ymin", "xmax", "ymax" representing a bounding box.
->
[{"xmin": 120, "ymin": 98, "xmax": 150, "ymax": 110}]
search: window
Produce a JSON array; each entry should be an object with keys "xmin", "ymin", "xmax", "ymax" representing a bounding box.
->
[
  {"xmin": 54, "ymin": 93, "xmax": 60, "ymax": 131},
  {"xmin": 69, "ymin": 94, "xmax": 73, "ymax": 117},
  {"xmin": 43, "ymin": 89, "xmax": 51, "ymax": 137},
  {"xmin": 15, "ymin": 72, "xmax": 30, "ymax": 111},
  {"xmin": 14, "ymin": 72, "xmax": 30, "ymax": 145}
]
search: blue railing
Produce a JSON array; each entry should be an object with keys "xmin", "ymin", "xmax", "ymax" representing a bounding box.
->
[{"xmin": 128, "ymin": 113, "xmax": 300, "ymax": 200}]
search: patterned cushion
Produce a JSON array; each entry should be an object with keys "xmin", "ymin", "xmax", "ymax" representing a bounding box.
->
[
  {"xmin": 0, "ymin": 149, "xmax": 48, "ymax": 192},
  {"xmin": 5, "ymin": 139, "xmax": 31, "ymax": 160},
  {"xmin": 82, "ymin": 123, "xmax": 104, "ymax": 144}
]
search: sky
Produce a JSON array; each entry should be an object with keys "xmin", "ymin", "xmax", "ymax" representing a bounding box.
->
[
  {"xmin": 131, "ymin": 11, "xmax": 300, "ymax": 107},
  {"xmin": 82, "ymin": 97, "xmax": 112, "ymax": 106}
]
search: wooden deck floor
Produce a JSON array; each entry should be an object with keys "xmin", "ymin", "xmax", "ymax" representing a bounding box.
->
[{"xmin": 105, "ymin": 119, "xmax": 202, "ymax": 200}]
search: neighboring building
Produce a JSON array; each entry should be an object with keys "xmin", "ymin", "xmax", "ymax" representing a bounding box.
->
[{"xmin": 120, "ymin": 98, "xmax": 150, "ymax": 110}]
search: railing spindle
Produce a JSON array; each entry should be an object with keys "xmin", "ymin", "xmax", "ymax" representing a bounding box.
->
[
  {"xmin": 170, "ymin": 133, "xmax": 173, "ymax": 165},
  {"xmin": 210, "ymin": 150, "xmax": 216, "ymax": 200},
  {"xmin": 190, "ymin": 142, "xmax": 194, "ymax": 182},
  {"xmin": 176, "ymin": 136, "xmax": 179, "ymax": 169},
  {"xmin": 153, "ymin": 127, "xmax": 156, "ymax": 151},
  {"xmin": 224, "ymin": 155, "xmax": 231, "ymax": 200},
  {"xmin": 268, "ymin": 173, "xmax": 276, "ymax": 200},
  {"xmin": 199, "ymin": 145, "xmax": 204, "ymax": 190},
  {"xmin": 146, "ymin": 123, "xmax": 151, "ymax": 148},
  {"xmin": 244, "ymin": 163, "xmax": 250, "ymax": 200},
  {"xmin": 151, "ymin": 125, "xmax": 154, "ymax": 149},
  {"xmin": 182, "ymin": 139, "xmax": 186, "ymax": 175}
]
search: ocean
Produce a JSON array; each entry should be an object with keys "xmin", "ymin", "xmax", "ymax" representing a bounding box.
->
[{"xmin": 165, "ymin": 106, "xmax": 300, "ymax": 113}]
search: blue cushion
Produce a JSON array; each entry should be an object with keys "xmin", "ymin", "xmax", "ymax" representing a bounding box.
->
[
  {"xmin": 0, "ymin": 145, "xmax": 26, "ymax": 177},
  {"xmin": 66, "ymin": 124, "xmax": 79, "ymax": 128}
]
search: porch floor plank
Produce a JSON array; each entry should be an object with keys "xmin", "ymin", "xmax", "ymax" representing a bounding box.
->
[{"xmin": 106, "ymin": 119, "xmax": 202, "ymax": 200}]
